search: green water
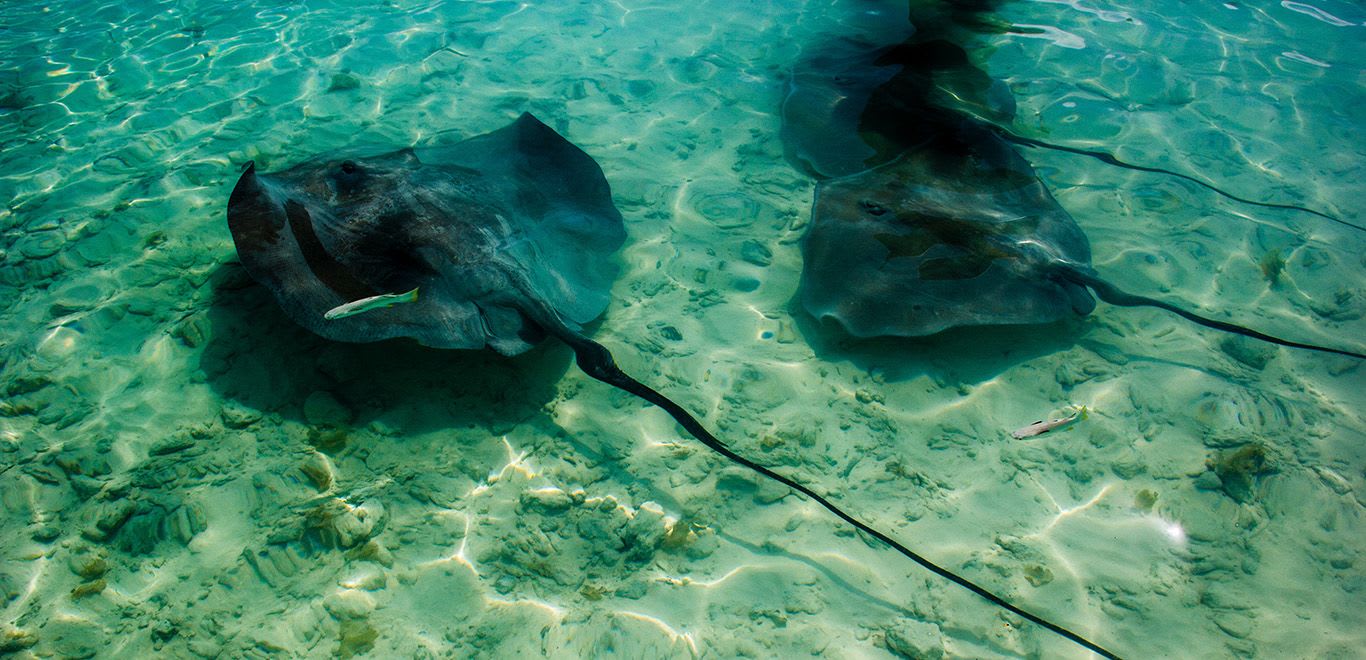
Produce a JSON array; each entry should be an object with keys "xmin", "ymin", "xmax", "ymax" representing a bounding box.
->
[{"xmin": 1, "ymin": 0, "xmax": 1363, "ymax": 657}]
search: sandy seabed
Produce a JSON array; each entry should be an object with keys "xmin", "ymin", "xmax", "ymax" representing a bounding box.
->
[{"xmin": 0, "ymin": 0, "xmax": 1363, "ymax": 657}]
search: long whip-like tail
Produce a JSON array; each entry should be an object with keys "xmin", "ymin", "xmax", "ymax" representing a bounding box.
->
[
  {"xmin": 1061, "ymin": 268, "xmax": 1365, "ymax": 360},
  {"xmin": 996, "ymin": 129, "xmax": 1363, "ymax": 233},
  {"xmin": 550, "ymin": 326, "xmax": 1122, "ymax": 659}
]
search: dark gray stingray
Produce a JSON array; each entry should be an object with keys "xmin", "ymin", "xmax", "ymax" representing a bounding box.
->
[
  {"xmin": 785, "ymin": 35, "xmax": 1364, "ymax": 360},
  {"xmin": 225, "ymin": 113, "xmax": 718, "ymax": 434},
  {"xmin": 227, "ymin": 112, "xmax": 1050, "ymax": 660},
  {"xmin": 228, "ymin": 112, "xmax": 624, "ymax": 356}
]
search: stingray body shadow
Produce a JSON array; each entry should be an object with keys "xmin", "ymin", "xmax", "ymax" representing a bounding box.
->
[
  {"xmin": 783, "ymin": 17, "xmax": 1364, "ymax": 361},
  {"xmin": 227, "ymin": 113, "xmax": 1032, "ymax": 656}
]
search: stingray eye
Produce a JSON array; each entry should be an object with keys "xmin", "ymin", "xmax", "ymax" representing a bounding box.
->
[
  {"xmin": 334, "ymin": 160, "xmax": 366, "ymax": 197},
  {"xmin": 859, "ymin": 200, "xmax": 889, "ymax": 216}
]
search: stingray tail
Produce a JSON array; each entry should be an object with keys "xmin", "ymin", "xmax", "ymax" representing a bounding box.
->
[
  {"xmin": 541, "ymin": 320, "xmax": 1119, "ymax": 659},
  {"xmin": 1061, "ymin": 268, "xmax": 1365, "ymax": 360},
  {"xmin": 994, "ymin": 128, "xmax": 1363, "ymax": 233}
]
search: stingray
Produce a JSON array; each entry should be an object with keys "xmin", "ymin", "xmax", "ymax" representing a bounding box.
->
[
  {"xmin": 226, "ymin": 113, "xmax": 630, "ymax": 355},
  {"xmin": 774, "ymin": 18, "xmax": 1361, "ymax": 655},
  {"xmin": 227, "ymin": 113, "xmax": 1039, "ymax": 656},
  {"xmin": 784, "ymin": 35, "xmax": 1365, "ymax": 360}
]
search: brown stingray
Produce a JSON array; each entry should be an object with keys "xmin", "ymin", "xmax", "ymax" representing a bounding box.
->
[{"xmin": 801, "ymin": 119, "xmax": 1096, "ymax": 338}]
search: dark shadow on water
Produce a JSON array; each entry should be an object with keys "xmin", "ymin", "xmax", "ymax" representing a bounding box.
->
[
  {"xmin": 792, "ymin": 301, "xmax": 1086, "ymax": 385},
  {"xmin": 199, "ymin": 262, "xmax": 572, "ymax": 434}
]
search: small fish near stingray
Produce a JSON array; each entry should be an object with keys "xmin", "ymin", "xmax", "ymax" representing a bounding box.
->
[
  {"xmin": 227, "ymin": 113, "xmax": 625, "ymax": 355},
  {"xmin": 783, "ymin": 27, "xmax": 1365, "ymax": 361},
  {"xmin": 225, "ymin": 113, "xmax": 694, "ymax": 429},
  {"xmin": 226, "ymin": 112, "xmax": 986, "ymax": 656},
  {"xmin": 1011, "ymin": 406, "xmax": 1086, "ymax": 439}
]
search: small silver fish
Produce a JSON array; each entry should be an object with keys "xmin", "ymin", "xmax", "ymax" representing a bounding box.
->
[
  {"xmin": 1011, "ymin": 406, "xmax": 1087, "ymax": 439},
  {"xmin": 324, "ymin": 287, "xmax": 420, "ymax": 320}
]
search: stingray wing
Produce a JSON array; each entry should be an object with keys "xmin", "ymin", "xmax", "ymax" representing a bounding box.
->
[{"xmin": 415, "ymin": 113, "xmax": 626, "ymax": 331}]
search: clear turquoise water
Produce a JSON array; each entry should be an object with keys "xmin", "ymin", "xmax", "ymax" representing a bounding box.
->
[{"xmin": 1, "ymin": 0, "xmax": 1363, "ymax": 658}]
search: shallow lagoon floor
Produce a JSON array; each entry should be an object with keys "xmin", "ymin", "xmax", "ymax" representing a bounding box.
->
[{"xmin": 0, "ymin": 0, "xmax": 1363, "ymax": 657}]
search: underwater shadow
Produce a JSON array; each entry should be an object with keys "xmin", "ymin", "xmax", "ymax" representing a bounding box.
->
[
  {"xmin": 792, "ymin": 302, "xmax": 1085, "ymax": 385},
  {"xmin": 199, "ymin": 262, "xmax": 571, "ymax": 434}
]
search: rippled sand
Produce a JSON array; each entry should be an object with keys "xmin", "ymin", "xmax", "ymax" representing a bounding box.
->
[{"xmin": 0, "ymin": 0, "xmax": 1362, "ymax": 658}]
